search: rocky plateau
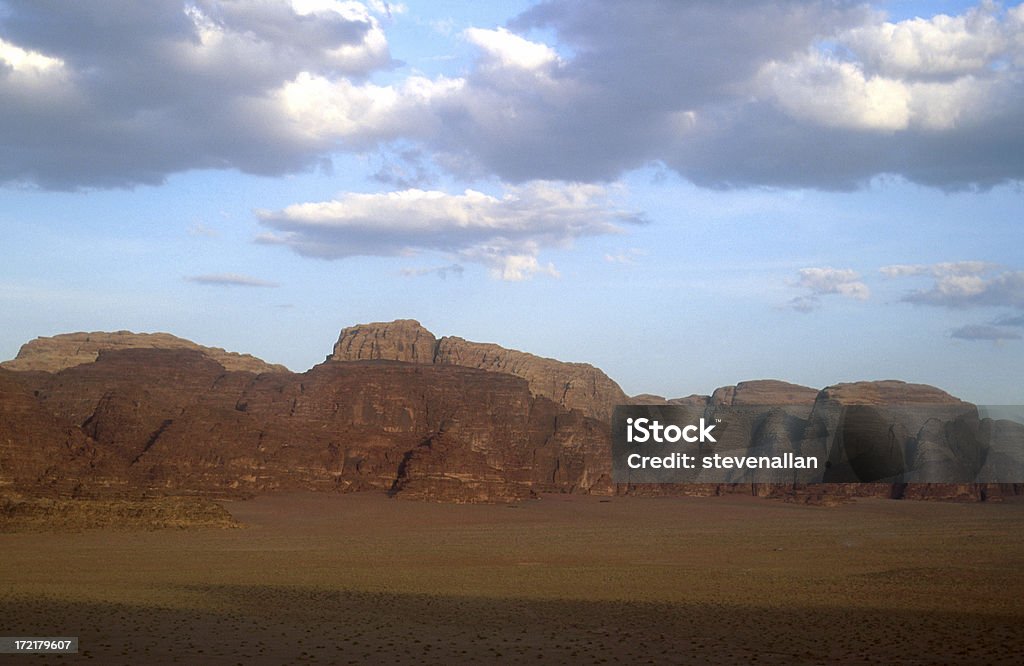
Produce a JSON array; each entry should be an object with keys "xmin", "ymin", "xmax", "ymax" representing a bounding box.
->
[{"xmin": 0, "ymin": 321, "xmax": 1020, "ymax": 504}]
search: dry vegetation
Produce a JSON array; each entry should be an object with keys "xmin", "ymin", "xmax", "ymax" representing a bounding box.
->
[
  {"xmin": 0, "ymin": 493, "xmax": 238, "ymax": 532},
  {"xmin": 1, "ymin": 492, "xmax": 1023, "ymax": 664}
]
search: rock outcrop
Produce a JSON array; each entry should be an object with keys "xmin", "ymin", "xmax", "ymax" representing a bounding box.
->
[
  {"xmin": 329, "ymin": 320, "xmax": 438, "ymax": 364},
  {"xmin": 329, "ymin": 320, "xmax": 627, "ymax": 421},
  {"xmin": 1, "ymin": 331, "xmax": 287, "ymax": 374},
  {"xmin": 0, "ymin": 369, "xmax": 97, "ymax": 494},
  {"xmin": 1, "ymin": 349, "xmax": 612, "ymax": 503},
  {"xmin": 631, "ymin": 381, "xmax": 818, "ymax": 409},
  {"xmin": 710, "ymin": 380, "xmax": 819, "ymax": 406},
  {"xmin": 817, "ymin": 380, "xmax": 970, "ymax": 406},
  {"xmin": 2, "ymin": 327, "xmax": 1020, "ymax": 505}
]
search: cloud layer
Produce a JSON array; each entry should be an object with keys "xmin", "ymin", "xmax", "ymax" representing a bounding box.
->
[
  {"xmin": 256, "ymin": 181, "xmax": 642, "ymax": 280},
  {"xmin": 1, "ymin": 1, "xmax": 1022, "ymax": 190}
]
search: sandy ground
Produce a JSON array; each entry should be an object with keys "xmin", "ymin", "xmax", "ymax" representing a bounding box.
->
[{"xmin": 1, "ymin": 492, "xmax": 1023, "ymax": 664}]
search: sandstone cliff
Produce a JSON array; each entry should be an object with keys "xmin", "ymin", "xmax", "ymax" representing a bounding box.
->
[
  {"xmin": 2, "ymin": 328, "xmax": 1020, "ymax": 505},
  {"xmin": 329, "ymin": 320, "xmax": 627, "ymax": 422},
  {"xmin": 1, "ymin": 349, "xmax": 612, "ymax": 503},
  {"xmin": 1, "ymin": 331, "xmax": 287, "ymax": 374},
  {"xmin": 818, "ymin": 380, "xmax": 970, "ymax": 406},
  {"xmin": 710, "ymin": 380, "xmax": 819, "ymax": 406}
]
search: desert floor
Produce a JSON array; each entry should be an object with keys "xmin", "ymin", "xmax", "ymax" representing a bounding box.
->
[{"xmin": 1, "ymin": 492, "xmax": 1023, "ymax": 664}]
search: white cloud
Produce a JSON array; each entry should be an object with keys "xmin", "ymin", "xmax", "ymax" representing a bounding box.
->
[
  {"xmin": 185, "ymin": 273, "xmax": 280, "ymax": 287},
  {"xmin": 464, "ymin": 27, "xmax": 560, "ymax": 71},
  {"xmin": 843, "ymin": 5, "xmax": 1008, "ymax": 78},
  {"xmin": 760, "ymin": 53, "xmax": 912, "ymax": 131},
  {"xmin": 787, "ymin": 267, "xmax": 870, "ymax": 312},
  {"xmin": 277, "ymin": 72, "xmax": 462, "ymax": 146},
  {"xmin": 881, "ymin": 261, "xmax": 1024, "ymax": 308},
  {"xmin": 796, "ymin": 267, "xmax": 871, "ymax": 299},
  {"xmin": 905, "ymin": 271, "xmax": 1024, "ymax": 308},
  {"xmin": 759, "ymin": 49, "xmax": 1000, "ymax": 132},
  {"xmin": 0, "ymin": 37, "xmax": 65, "ymax": 72},
  {"xmin": 0, "ymin": 1, "xmax": 397, "ymax": 188},
  {"xmin": 1, "ymin": 1, "xmax": 1022, "ymax": 191},
  {"xmin": 758, "ymin": 3, "xmax": 1023, "ymax": 133},
  {"xmin": 256, "ymin": 181, "xmax": 642, "ymax": 280}
]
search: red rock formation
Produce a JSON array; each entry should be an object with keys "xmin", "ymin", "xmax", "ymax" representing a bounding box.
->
[
  {"xmin": 330, "ymin": 320, "xmax": 438, "ymax": 364},
  {"xmin": 1, "ymin": 331, "xmax": 287, "ymax": 374},
  {"xmin": 4, "ymin": 349, "xmax": 611, "ymax": 502},
  {"xmin": 0, "ymin": 369, "xmax": 98, "ymax": 495},
  {"xmin": 329, "ymin": 320, "xmax": 627, "ymax": 421},
  {"xmin": 1, "ymin": 329, "xmax": 1019, "ymax": 505},
  {"xmin": 818, "ymin": 380, "xmax": 970, "ymax": 406},
  {"xmin": 710, "ymin": 380, "xmax": 819, "ymax": 406}
]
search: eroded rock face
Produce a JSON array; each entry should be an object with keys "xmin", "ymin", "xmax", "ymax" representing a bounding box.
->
[
  {"xmin": 330, "ymin": 320, "xmax": 438, "ymax": 364},
  {"xmin": 710, "ymin": 380, "xmax": 820, "ymax": 406},
  {"xmin": 1, "ymin": 331, "xmax": 287, "ymax": 374},
  {"xmin": 818, "ymin": 380, "xmax": 968, "ymax": 406},
  {"xmin": 2, "ymin": 329, "xmax": 1020, "ymax": 505},
  {"xmin": 329, "ymin": 320, "xmax": 627, "ymax": 421},
  {"xmin": 2, "ymin": 349, "xmax": 612, "ymax": 503},
  {"xmin": 0, "ymin": 369, "xmax": 97, "ymax": 494}
]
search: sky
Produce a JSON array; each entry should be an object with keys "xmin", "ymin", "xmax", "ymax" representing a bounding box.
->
[{"xmin": 1, "ymin": 0, "xmax": 1022, "ymax": 404}]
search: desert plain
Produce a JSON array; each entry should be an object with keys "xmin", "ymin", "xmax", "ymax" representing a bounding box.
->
[{"xmin": 1, "ymin": 492, "xmax": 1023, "ymax": 664}]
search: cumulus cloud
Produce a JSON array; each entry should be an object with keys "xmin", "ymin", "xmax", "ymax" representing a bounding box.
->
[
  {"xmin": 904, "ymin": 271, "xmax": 1024, "ymax": 308},
  {"xmin": 951, "ymin": 325, "xmax": 1022, "ymax": 341},
  {"xmin": 883, "ymin": 262, "xmax": 1024, "ymax": 308},
  {"xmin": 256, "ymin": 181, "xmax": 642, "ymax": 280},
  {"xmin": 1, "ymin": 1, "xmax": 1022, "ymax": 191},
  {"xmin": 787, "ymin": 267, "xmax": 870, "ymax": 312},
  {"xmin": 0, "ymin": 0, "xmax": 397, "ymax": 189},
  {"xmin": 185, "ymin": 273, "xmax": 279, "ymax": 287},
  {"xmin": 464, "ymin": 26, "xmax": 560, "ymax": 71},
  {"xmin": 804, "ymin": 267, "xmax": 869, "ymax": 297},
  {"xmin": 843, "ymin": 5, "xmax": 1011, "ymax": 78},
  {"xmin": 419, "ymin": 0, "xmax": 1024, "ymax": 189},
  {"xmin": 757, "ymin": 3, "xmax": 1020, "ymax": 134}
]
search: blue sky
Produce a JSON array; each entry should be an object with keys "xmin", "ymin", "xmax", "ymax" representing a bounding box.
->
[{"xmin": 1, "ymin": 0, "xmax": 1022, "ymax": 403}]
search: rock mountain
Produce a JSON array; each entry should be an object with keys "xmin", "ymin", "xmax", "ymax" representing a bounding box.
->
[
  {"xmin": 1, "ymin": 321, "xmax": 1020, "ymax": 503},
  {"xmin": 2, "ymin": 331, "xmax": 286, "ymax": 374},
  {"xmin": 329, "ymin": 320, "xmax": 627, "ymax": 422}
]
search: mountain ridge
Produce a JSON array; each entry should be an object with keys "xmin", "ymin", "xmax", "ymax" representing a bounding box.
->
[{"xmin": 2, "ymin": 320, "xmax": 1020, "ymax": 504}]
